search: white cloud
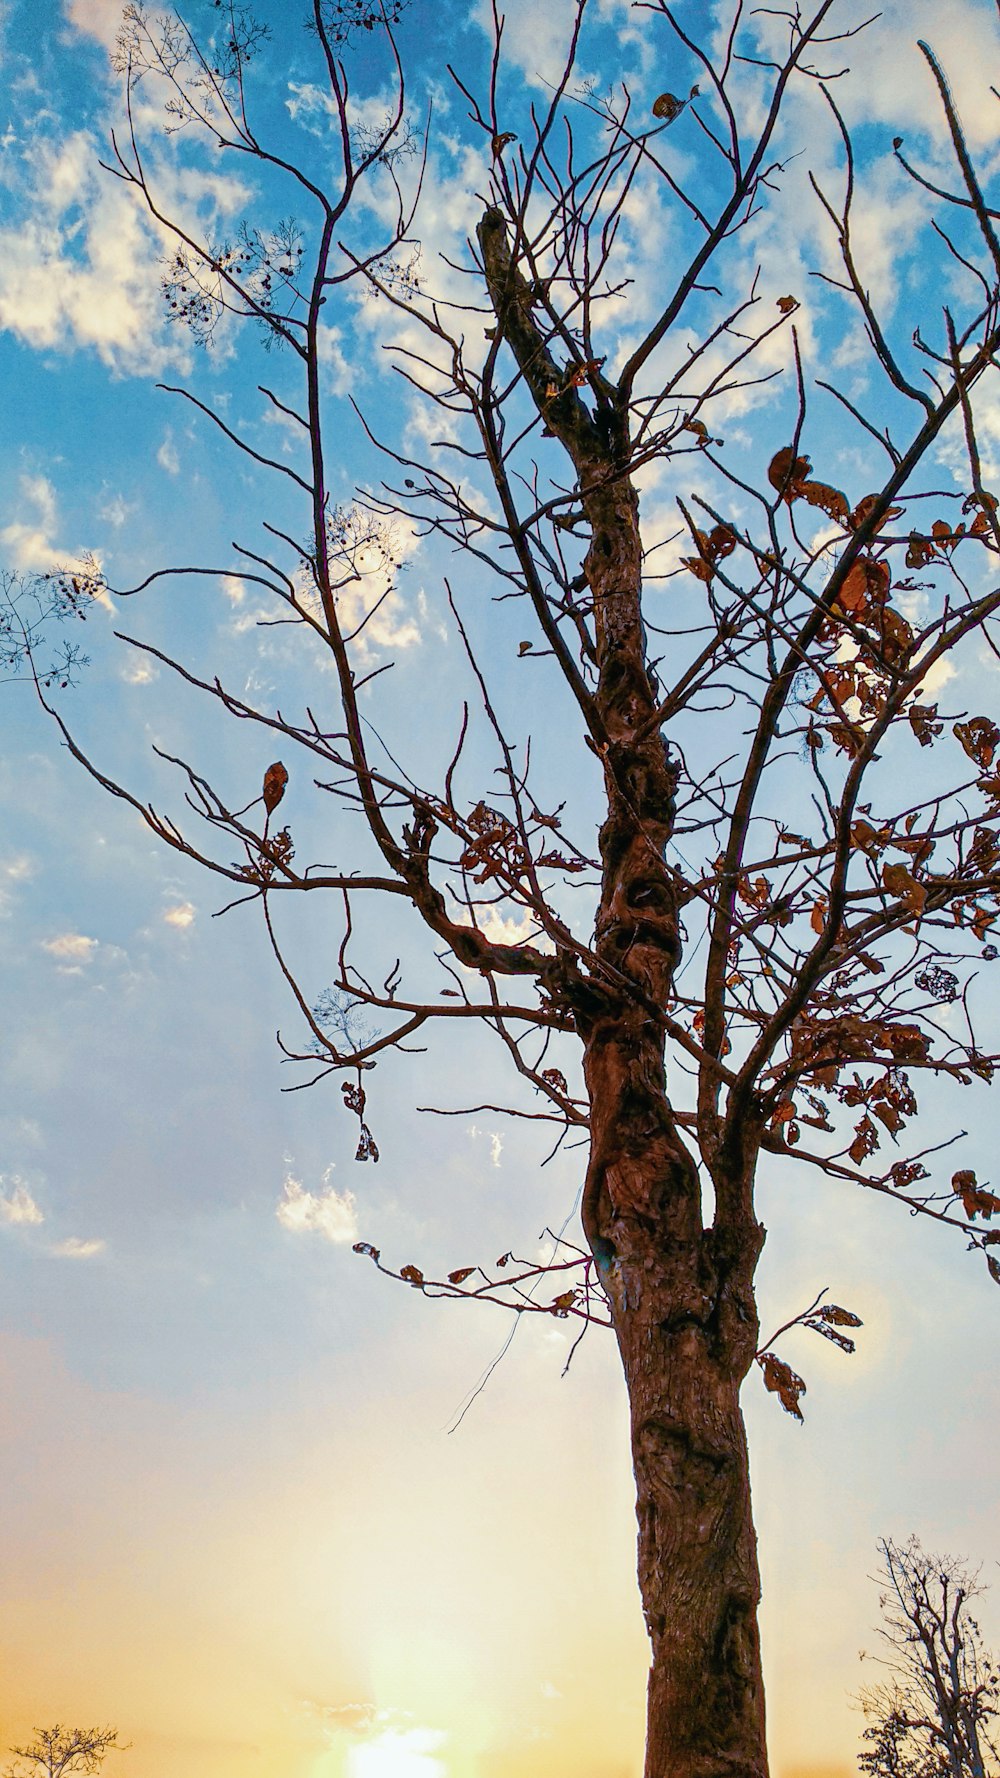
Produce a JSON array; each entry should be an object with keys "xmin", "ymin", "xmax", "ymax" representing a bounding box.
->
[
  {"xmin": 157, "ymin": 430, "xmax": 181, "ymax": 475},
  {"xmin": 0, "ymin": 852, "xmax": 35, "ymax": 917},
  {"xmin": 163, "ymin": 902, "xmax": 195, "ymax": 928},
  {"xmin": 41, "ymin": 932, "xmax": 98, "ymax": 962},
  {"xmin": 458, "ymin": 903, "xmax": 549, "ymax": 951},
  {"xmin": 51, "ymin": 1236, "xmax": 106, "ymax": 1259},
  {"xmin": 317, "ymin": 322, "xmax": 353, "ymax": 396},
  {"xmin": 467, "ymin": 1124, "xmax": 504, "ymax": 1168},
  {"xmin": 277, "ymin": 508, "xmax": 423, "ymax": 666},
  {"xmin": 0, "ymin": 129, "xmax": 179, "ymax": 374},
  {"xmin": 470, "ymin": 0, "xmax": 590, "ymax": 89},
  {"xmin": 917, "ymin": 655, "xmax": 958, "ymax": 700},
  {"xmin": 0, "ymin": 1178, "xmax": 44, "ymax": 1226},
  {"xmin": 276, "ymin": 1171, "xmax": 359, "ymax": 1245},
  {"xmin": 826, "ymin": 0, "xmax": 1000, "ymax": 154},
  {"xmin": 0, "ymin": 473, "xmax": 110, "ymax": 603},
  {"xmin": 1, "ymin": 850, "xmax": 35, "ymax": 884},
  {"xmin": 97, "ymin": 489, "xmax": 133, "ymax": 528},
  {"xmin": 222, "ymin": 575, "xmax": 246, "ymax": 605},
  {"xmin": 120, "ymin": 655, "xmax": 158, "ymax": 684},
  {"xmin": 0, "ymin": 472, "xmax": 59, "ymax": 572},
  {"xmin": 0, "ymin": 118, "xmax": 249, "ymax": 376},
  {"xmin": 61, "ymin": 0, "xmax": 123, "ymax": 48}
]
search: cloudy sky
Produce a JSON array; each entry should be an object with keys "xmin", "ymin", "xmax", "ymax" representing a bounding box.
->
[{"xmin": 2, "ymin": 2, "xmax": 1000, "ymax": 1777}]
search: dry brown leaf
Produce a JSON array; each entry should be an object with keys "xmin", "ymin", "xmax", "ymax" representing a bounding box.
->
[{"xmin": 263, "ymin": 760, "xmax": 288, "ymax": 813}]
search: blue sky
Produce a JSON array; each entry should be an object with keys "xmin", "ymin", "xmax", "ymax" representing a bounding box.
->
[{"xmin": 2, "ymin": 1, "xmax": 1000, "ymax": 1776}]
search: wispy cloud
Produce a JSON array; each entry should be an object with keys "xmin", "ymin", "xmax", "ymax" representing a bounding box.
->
[
  {"xmin": 276, "ymin": 1170, "xmax": 359, "ymax": 1245},
  {"xmin": 163, "ymin": 902, "xmax": 196, "ymax": 929},
  {"xmin": 51, "ymin": 1236, "xmax": 106, "ymax": 1259},
  {"xmin": 41, "ymin": 932, "xmax": 98, "ymax": 963},
  {"xmin": 0, "ymin": 1177, "xmax": 44, "ymax": 1226},
  {"xmin": 156, "ymin": 429, "xmax": 181, "ymax": 475}
]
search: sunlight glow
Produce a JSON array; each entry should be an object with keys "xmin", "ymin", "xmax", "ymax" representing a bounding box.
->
[{"xmin": 346, "ymin": 1728, "xmax": 447, "ymax": 1778}]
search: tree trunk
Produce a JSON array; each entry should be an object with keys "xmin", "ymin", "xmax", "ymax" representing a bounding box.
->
[
  {"xmin": 576, "ymin": 464, "xmax": 769, "ymax": 1777},
  {"xmin": 583, "ymin": 1052, "xmax": 768, "ymax": 1778},
  {"xmin": 474, "ymin": 208, "xmax": 769, "ymax": 1770},
  {"xmin": 614, "ymin": 1219, "xmax": 767, "ymax": 1778}
]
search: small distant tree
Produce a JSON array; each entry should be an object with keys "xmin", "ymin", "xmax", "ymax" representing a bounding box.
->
[
  {"xmin": 858, "ymin": 1537, "xmax": 1000, "ymax": 1778},
  {"xmin": 3, "ymin": 1728, "xmax": 121, "ymax": 1778}
]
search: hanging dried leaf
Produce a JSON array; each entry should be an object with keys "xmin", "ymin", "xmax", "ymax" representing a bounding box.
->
[
  {"xmin": 851, "ymin": 819, "xmax": 884, "ymax": 854},
  {"xmin": 850, "ymin": 495, "xmax": 903, "ymax": 534},
  {"xmin": 399, "ymin": 1263, "xmax": 425, "ymax": 1286},
  {"xmin": 953, "ymin": 1170, "xmax": 1000, "ymax": 1220},
  {"xmin": 817, "ymin": 1303, "xmax": 863, "ymax": 1327},
  {"xmin": 541, "ymin": 1067, "xmax": 569, "ymax": 1094},
  {"xmin": 799, "ymin": 479, "xmax": 851, "ymax": 525},
  {"xmin": 806, "ymin": 1320, "xmax": 856, "ymax": 1353},
  {"xmin": 536, "ymin": 848, "xmax": 588, "ymax": 873},
  {"xmin": 954, "ymin": 717, "xmax": 1000, "ymax": 769},
  {"xmin": 681, "ymin": 523, "xmax": 737, "ymax": 583},
  {"xmin": 838, "ymin": 562, "xmax": 871, "ymax": 614},
  {"xmin": 850, "ymin": 1115, "xmax": 880, "ymax": 1164},
  {"xmin": 342, "ymin": 1080, "xmax": 366, "ymax": 1116},
  {"xmin": 776, "ymin": 295, "xmax": 797, "ymax": 313},
  {"xmin": 448, "ymin": 1266, "xmax": 476, "ymax": 1285},
  {"xmin": 889, "ymin": 1158, "xmax": 929, "ymax": 1191},
  {"xmin": 352, "ymin": 1241, "xmax": 380, "ymax": 1261},
  {"xmin": 652, "ymin": 91, "xmax": 685, "ymax": 121},
  {"xmin": 873, "ymin": 1101, "xmax": 903, "ymax": 1135},
  {"xmin": 355, "ymin": 1122, "xmax": 380, "ymax": 1163},
  {"xmin": 931, "ymin": 517, "xmax": 962, "ymax": 552},
  {"xmin": 905, "ymin": 532, "xmax": 939, "ymax": 568},
  {"xmin": 758, "ymin": 1351, "xmax": 806, "ymax": 1420},
  {"xmin": 908, "ymin": 703, "xmax": 943, "ymax": 747},
  {"xmin": 491, "ymin": 131, "xmax": 516, "ymax": 155},
  {"xmin": 882, "ymin": 860, "xmax": 927, "ymax": 916},
  {"xmin": 263, "ymin": 760, "xmax": 288, "ymax": 813},
  {"xmin": 768, "ymin": 446, "xmax": 812, "ymax": 499},
  {"xmin": 550, "ymin": 1290, "xmax": 577, "ymax": 1315},
  {"xmin": 881, "ymin": 1024, "xmax": 929, "ymax": 1062},
  {"xmin": 915, "ymin": 963, "xmax": 958, "ymax": 1002}
]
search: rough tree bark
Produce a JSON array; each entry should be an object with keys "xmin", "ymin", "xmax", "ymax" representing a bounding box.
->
[{"xmin": 480, "ymin": 205, "xmax": 769, "ymax": 1778}]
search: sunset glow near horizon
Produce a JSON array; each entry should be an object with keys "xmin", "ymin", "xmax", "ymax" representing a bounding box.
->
[{"xmin": 2, "ymin": 0, "xmax": 1000, "ymax": 1774}]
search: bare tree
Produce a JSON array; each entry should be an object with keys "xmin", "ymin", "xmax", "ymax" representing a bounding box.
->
[
  {"xmin": 9, "ymin": 1, "xmax": 1000, "ymax": 1774},
  {"xmin": 3, "ymin": 1727, "xmax": 121, "ymax": 1778},
  {"xmin": 858, "ymin": 1538, "xmax": 1000, "ymax": 1778}
]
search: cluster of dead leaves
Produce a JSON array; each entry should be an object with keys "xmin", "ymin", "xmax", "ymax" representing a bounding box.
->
[
  {"xmin": 951, "ymin": 1168, "xmax": 1000, "ymax": 1222},
  {"xmin": 681, "ymin": 523, "xmax": 738, "ymax": 585},
  {"xmin": 342, "ymin": 1076, "xmax": 379, "ymax": 1163},
  {"xmin": 905, "ymin": 491, "xmax": 998, "ymax": 567},
  {"xmin": 758, "ymin": 1303, "xmax": 862, "ymax": 1420}
]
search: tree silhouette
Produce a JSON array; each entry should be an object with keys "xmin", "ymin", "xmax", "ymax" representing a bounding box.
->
[
  {"xmin": 9, "ymin": 1, "xmax": 1000, "ymax": 1773},
  {"xmin": 3, "ymin": 1727, "xmax": 121, "ymax": 1778},
  {"xmin": 858, "ymin": 1538, "xmax": 1000, "ymax": 1778}
]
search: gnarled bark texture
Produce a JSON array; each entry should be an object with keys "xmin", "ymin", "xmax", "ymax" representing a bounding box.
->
[{"xmin": 478, "ymin": 205, "xmax": 769, "ymax": 1778}]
